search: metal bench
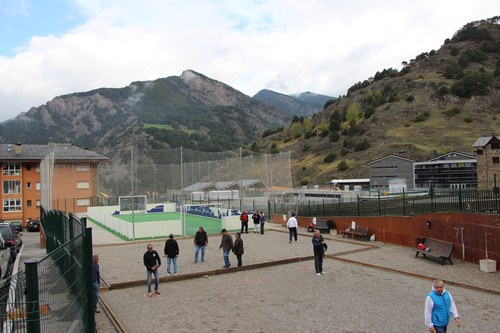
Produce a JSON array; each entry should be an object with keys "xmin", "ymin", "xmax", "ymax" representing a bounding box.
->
[{"xmin": 413, "ymin": 237, "xmax": 454, "ymax": 265}]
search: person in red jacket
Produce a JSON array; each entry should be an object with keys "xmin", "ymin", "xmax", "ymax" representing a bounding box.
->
[{"xmin": 240, "ymin": 210, "xmax": 249, "ymax": 233}]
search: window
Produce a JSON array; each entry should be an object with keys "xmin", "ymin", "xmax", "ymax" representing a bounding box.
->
[
  {"xmin": 36, "ymin": 183, "xmax": 41, "ymax": 190},
  {"xmin": 3, "ymin": 199, "xmax": 22, "ymax": 212},
  {"xmin": 493, "ymin": 157, "xmax": 500, "ymax": 164},
  {"xmin": 36, "ymin": 165, "xmax": 40, "ymax": 172},
  {"xmin": 491, "ymin": 143, "xmax": 500, "ymax": 149},
  {"xmin": 36, "ymin": 200, "xmax": 41, "ymax": 208},
  {"xmin": 3, "ymin": 180, "xmax": 21, "ymax": 194},
  {"xmin": 76, "ymin": 181, "xmax": 90, "ymax": 189},
  {"xmin": 76, "ymin": 164, "xmax": 90, "ymax": 172},
  {"xmin": 26, "ymin": 164, "xmax": 31, "ymax": 171},
  {"xmin": 476, "ymin": 149, "xmax": 483, "ymax": 155},
  {"xmin": 2, "ymin": 162, "xmax": 21, "ymax": 176},
  {"xmin": 26, "ymin": 182, "xmax": 32, "ymax": 189},
  {"xmin": 76, "ymin": 198, "xmax": 90, "ymax": 206},
  {"xmin": 27, "ymin": 200, "xmax": 32, "ymax": 207}
]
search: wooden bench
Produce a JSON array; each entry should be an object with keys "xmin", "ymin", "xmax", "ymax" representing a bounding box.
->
[
  {"xmin": 342, "ymin": 226, "xmax": 369, "ymax": 240},
  {"xmin": 315, "ymin": 220, "xmax": 333, "ymax": 234},
  {"xmin": 413, "ymin": 237, "xmax": 454, "ymax": 265}
]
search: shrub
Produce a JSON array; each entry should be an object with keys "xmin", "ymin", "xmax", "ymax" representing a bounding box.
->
[
  {"xmin": 450, "ymin": 47, "xmax": 459, "ymax": 56},
  {"xmin": 324, "ymin": 152, "xmax": 337, "ymax": 163},
  {"xmin": 404, "ymin": 123, "xmax": 410, "ymax": 127},
  {"xmin": 337, "ymin": 160, "xmax": 349, "ymax": 171},
  {"xmin": 437, "ymin": 86, "xmax": 448, "ymax": 97},
  {"xmin": 452, "ymin": 71, "xmax": 493, "ymax": 98},
  {"xmin": 406, "ymin": 95, "xmax": 415, "ymax": 102},
  {"xmin": 302, "ymin": 143, "xmax": 311, "ymax": 152},
  {"xmin": 304, "ymin": 130, "xmax": 316, "ymax": 139},
  {"xmin": 443, "ymin": 105, "xmax": 461, "ymax": 117},
  {"xmin": 354, "ymin": 139, "xmax": 370, "ymax": 151},
  {"xmin": 464, "ymin": 117, "xmax": 473, "ymax": 123},
  {"xmin": 329, "ymin": 131, "xmax": 340, "ymax": 142},
  {"xmin": 413, "ymin": 113, "xmax": 430, "ymax": 122}
]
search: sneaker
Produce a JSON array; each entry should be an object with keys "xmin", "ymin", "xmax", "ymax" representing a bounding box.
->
[
  {"xmin": 321, "ymin": 271, "xmax": 326, "ymax": 275},
  {"xmin": 147, "ymin": 292, "xmax": 153, "ymax": 297},
  {"xmin": 289, "ymin": 240, "xmax": 292, "ymax": 244},
  {"xmin": 166, "ymin": 273, "xmax": 171, "ymax": 276},
  {"xmin": 174, "ymin": 273, "xmax": 178, "ymax": 275},
  {"xmin": 316, "ymin": 273, "xmax": 321, "ymax": 276},
  {"xmin": 95, "ymin": 309, "xmax": 100, "ymax": 313},
  {"xmin": 155, "ymin": 290, "xmax": 161, "ymax": 295}
]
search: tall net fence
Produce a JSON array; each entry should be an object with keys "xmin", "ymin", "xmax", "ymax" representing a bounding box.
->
[{"xmin": 97, "ymin": 147, "xmax": 293, "ymax": 200}]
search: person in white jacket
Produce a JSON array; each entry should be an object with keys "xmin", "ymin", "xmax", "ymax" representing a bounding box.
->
[
  {"xmin": 286, "ymin": 212, "xmax": 298, "ymax": 244},
  {"xmin": 424, "ymin": 280, "xmax": 461, "ymax": 333}
]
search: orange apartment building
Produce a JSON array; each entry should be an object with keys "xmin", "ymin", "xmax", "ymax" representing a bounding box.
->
[{"xmin": 0, "ymin": 143, "xmax": 109, "ymax": 227}]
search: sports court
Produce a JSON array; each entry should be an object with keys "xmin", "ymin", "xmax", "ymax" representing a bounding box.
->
[{"xmin": 112, "ymin": 211, "xmax": 229, "ymax": 236}]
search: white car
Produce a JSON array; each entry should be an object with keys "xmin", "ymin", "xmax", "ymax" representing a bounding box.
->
[{"xmin": 0, "ymin": 234, "xmax": 11, "ymax": 280}]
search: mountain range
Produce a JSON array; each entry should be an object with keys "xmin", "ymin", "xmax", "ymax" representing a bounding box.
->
[{"xmin": 0, "ymin": 16, "xmax": 499, "ymax": 187}]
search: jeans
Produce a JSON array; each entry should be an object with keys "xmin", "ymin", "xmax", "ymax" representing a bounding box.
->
[
  {"xmin": 167, "ymin": 256, "xmax": 177, "ymax": 274},
  {"xmin": 93, "ymin": 282, "xmax": 99, "ymax": 309},
  {"xmin": 194, "ymin": 245, "xmax": 206, "ymax": 263},
  {"xmin": 289, "ymin": 227, "xmax": 297, "ymax": 242},
  {"xmin": 434, "ymin": 326, "xmax": 447, "ymax": 333},
  {"xmin": 223, "ymin": 249, "xmax": 231, "ymax": 267},
  {"xmin": 241, "ymin": 222, "xmax": 248, "ymax": 233},
  {"xmin": 146, "ymin": 269, "xmax": 159, "ymax": 292},
  {"xmin": 260, "ymin": 222, "xmax": 265, "ymax": 234},
  {"xmin": 314, "ymin": 254, "xmax": 323, "ymax": 273},
  {"xmin": 236, "ymin": 254, "xmax": 242, "ymax": 266}
]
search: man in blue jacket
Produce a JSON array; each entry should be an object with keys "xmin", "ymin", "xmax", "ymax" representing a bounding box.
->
[{"xmin": 424, "ymin": 280, "xmax": 461, "ymax": 333}]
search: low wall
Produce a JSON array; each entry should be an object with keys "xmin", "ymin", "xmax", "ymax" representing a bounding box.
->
[{"xmin": 273, "ymin": 212, "xmax": 500, "ymax": 269}]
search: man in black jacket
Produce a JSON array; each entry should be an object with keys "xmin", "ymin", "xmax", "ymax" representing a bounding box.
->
[
  {"xmin": 194, "ymin": 227, "xmax": 208, "ymax": 263},
  {"xmin": 312, "ymin": 230, "xmax": 327, "ymax": 276},
  {"xmin": 164, "ymin": 234, "xmax": 179, "ymax": 275},
  {"xmin": 143, "ymin": 244, "xmax": 161, "ymax": 296}
]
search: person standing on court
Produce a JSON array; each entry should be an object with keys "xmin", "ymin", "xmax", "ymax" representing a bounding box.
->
[
  {"xmin": 424, "ymin": 279, "xmax": 461, "ymax": 333},
  {"xmin": 164, "ymin": 234, "xmax": 179, "ymax": 275},
  {"xmin": 259, "ymin": 211, "xmax": 266, "ymax": 235},
  {"xmin": 312, "ymin": 230, "xmax": 327, "ymax": 276},
  {"xmin": 252, "ymin": 211, "xmax": 261, "ymax": 233},
  {"xmin": 287, "ymin": 212, "xmax": 298, "ymax": 243},
  {"xmin": 143, "ymin": 244, "xmax": 161, "ymax": 296},
  {"xmin": 194, "ymin": 227, "xmax": 208, "ymax": 263},
  {"xmin": 240, "ymin": 210, "xmax": 249, "ymax": 233},
  {"xmin": 219, "ymin": 228, "xmax": 233, "ymax": 268},
  {"xmin": 92, "ymin": 255, "xmax": 101, "ymax": 313},
  {"xmin": 232, "ymin": 232, "xmax": 244, "ymax": 267}
]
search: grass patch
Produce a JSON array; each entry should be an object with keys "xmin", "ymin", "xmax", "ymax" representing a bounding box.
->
[{"xmin": 144, "ymin": 123, "xmax": 174, "ymax": 130}]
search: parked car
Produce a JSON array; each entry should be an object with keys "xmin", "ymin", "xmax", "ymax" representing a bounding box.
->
[
  {"xmin": 27, "ymin": 219, "xmax": 40, "ymax": 232},
  {"xmin": 0, "ymin": 234, "xmax": 11, "ymax": 280},
  {"xmin": 0, "ymin": 222, "xmax": 22, "ymax": 261},
  {"xmin": 11, "ymin": 221, "xmax": 23, "ymax": 232}
]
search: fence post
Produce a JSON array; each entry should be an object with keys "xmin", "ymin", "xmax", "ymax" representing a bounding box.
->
[
  {"xmin": 402, "ymin": 189, "xmax": 406, "ymax": 215},
  {"xmin": 84, "ymin": 227, "xmax": 96, "ymax": 333},
  {"xmin": 458, "ymin": 187, "xmax": 463, "ymax": 211},
  {"xmin": 377, "ymin": 190, "xmax": 381, "ymax": 216},
  {"xmin": 357, "ymin": 194, "xmax": 360, "ymax": 216},
  {"xmin": 25, "ymin": 260, "xmax": 40, "ymax": 333}
]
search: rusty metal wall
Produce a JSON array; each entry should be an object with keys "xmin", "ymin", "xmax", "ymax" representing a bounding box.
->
[{"xmin": 273, "ymin": 212, "xmax": 500, "ymax": 269}]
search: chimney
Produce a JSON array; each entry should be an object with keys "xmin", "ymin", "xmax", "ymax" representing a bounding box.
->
[
  {"xmin": 15, "ymin": 142, "xmax": 22, "ymax": 155},
  {"xmin": 398, "ymin": 150, "xmax": 406, "ymax": 158}
]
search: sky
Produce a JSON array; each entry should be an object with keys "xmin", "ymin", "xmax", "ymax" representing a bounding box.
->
[{"xmin": 0, "ymin": 0, "xmax": 498, "ymax": 122}]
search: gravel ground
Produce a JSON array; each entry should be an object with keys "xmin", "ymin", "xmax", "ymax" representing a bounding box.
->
[{"xmin": 91, "ymin": 223, "xmax": 500, "ymax": 332}]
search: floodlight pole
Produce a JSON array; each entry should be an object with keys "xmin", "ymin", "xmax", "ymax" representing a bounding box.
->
[{"xmin": 131, "ymin": 146, "xmax": 135, "ymax": 240}]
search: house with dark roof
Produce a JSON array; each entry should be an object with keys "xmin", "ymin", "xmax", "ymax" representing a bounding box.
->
[
  {"xmin": 473, "ymin": 136, "xmax": 500, "ymax": 190},
  {"xmin": 0, "ymin": 143, "xmax": 109, "ymax": 226}
]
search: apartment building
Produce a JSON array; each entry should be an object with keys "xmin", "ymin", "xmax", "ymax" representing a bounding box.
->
[{"xmin": 0, "ymin": 143, "xmax": 109, "ymax": 227}]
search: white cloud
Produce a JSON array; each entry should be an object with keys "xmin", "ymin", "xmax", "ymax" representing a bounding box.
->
[{"xmin": 0, "ymin": 0, "xmax": 498, "ymax": 122}]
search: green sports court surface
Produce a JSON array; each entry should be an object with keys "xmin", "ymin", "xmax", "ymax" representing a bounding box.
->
[{"xmin": 113, "ymin": 212, "xmax": 224, "ymax": 236}]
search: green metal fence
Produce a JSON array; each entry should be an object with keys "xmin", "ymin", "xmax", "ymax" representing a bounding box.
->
[
  {"xmin": 0, "ymin": 208, "xmax": 95, "ymax": 333},
  {"xmin": 274, "ymin": 189, "xmax": 500, "ymax": 217}
]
